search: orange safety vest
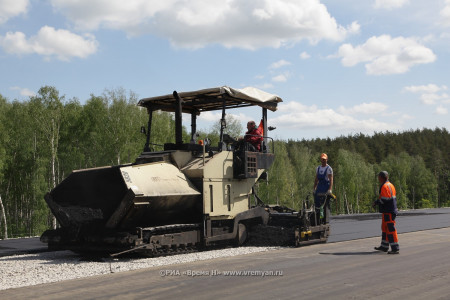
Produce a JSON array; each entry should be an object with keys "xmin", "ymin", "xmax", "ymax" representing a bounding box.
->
[{"xmin": 378, "ymin": 181, "xmax": 397, "ymax": 214}]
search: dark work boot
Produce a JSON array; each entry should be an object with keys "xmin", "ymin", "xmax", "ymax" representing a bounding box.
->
[
  {"xmin": 387, "ymin": 249, "xmax": 399, "ymax": 254},
  {"xmin": 374, "ymin": 246, "xmax": 388, "ymax": 252}
]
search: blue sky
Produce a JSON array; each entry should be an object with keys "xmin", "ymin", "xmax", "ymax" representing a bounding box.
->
[{"xmin": 0, "ymin": 0, "xmax": 449, "ymax": 140}]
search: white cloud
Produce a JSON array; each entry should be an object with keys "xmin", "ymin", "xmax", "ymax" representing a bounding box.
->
[
  {"xmin": 399, "ymin": 113, "xmax": 414, "ymax": 123},
  {"xmin": 436, "ymin": 106, "xmax": 448, "ymax": 115},
  {"xmin": 338, "ymin": 102, "xmax": 388, "ymax": 115},
  {"xmin": 0, "ymin": 0, "xmax": 28, "ymax": 24},
  {"xmin": 272, "ymin": 75, "xmax": 287, "ymax": 82},
  {"xmin": 272, "ymin": 73, "xmax": 289, "ymax": 82},
  {"xmin": 272, "ymin": 101, "xmax": 394, "ymax": 132},
  {"xmin": 269, "ymin": 59, "xmax": 291, "ymax": 69},
  {"xmin": 198, "ymin": 111, "xmax": 251, "ymax": 125},
  {"xmin": 403, "ymin": 84, "xmax": 446, "ymax": 94},
  {"xmin": 338, "ymin": 35, "xmax": 436, "ymax": 75},
  {"xmin": 441, "ymin": 0, "xmax": 450, "ymax": 27},
  {"xmin": 300, "ymin": 51, "xmax": 311, "ymax": 59},
  {"xmin": 440, "ymin": 32, "xmax": 450, "ymax": 40},
  {"xmin": 373, "ymin": 0, "xmax": 409, "ymax": 10},
  {"xmin": 10, "ymin": 86, "xmax": 35, "ymax": 97},
  {"xmin": 231, "ymin": 112, "xmax": 253, "ymax": 123},
  {"xmin": 198, "ymin": 111, "xmax": 222, "ymax": 122},
  {"xmin": 0, "ymin": 26, "xmax": 98, "ymax": 61},
  {"xmin": 50, "ymin": 0, "xmax": 359, "ymax": 49},
  {"xmin": 256, "ymin": 83, "xmax": 274, "ymax": 90},
  {"xmin": 404, "ymin": 84, "xmax": 449, "ymax": 105},
  {"xmin": 420, "ymin": 94, "xmax": 438, "ymax": 105}
]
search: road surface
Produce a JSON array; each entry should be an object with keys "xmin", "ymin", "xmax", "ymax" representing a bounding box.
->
[
  {"xmin": 2, "ymin": 208, "xmax": 450, "ymax": 256},
  {"xmin": 1, "ymin": 227, "xmax": 449, "ymax": 299},
  {"xmin": 1, "ymin": 208, "xmax": 450, "ymax": 299}
]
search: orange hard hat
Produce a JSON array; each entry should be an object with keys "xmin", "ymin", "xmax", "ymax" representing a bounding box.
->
[{"xmin": 320, "ymin": 153, "xmax": 328, "ymax": 160}]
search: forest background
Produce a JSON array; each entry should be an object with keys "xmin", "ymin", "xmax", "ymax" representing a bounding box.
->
[{"xmin": 0, "ymin": 86, "xmax": 449, "ymax": 239}]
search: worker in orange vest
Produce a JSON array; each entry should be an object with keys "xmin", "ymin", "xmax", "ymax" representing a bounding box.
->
[{"xmin": 373, "ymin": 171, "xmax": 399, "ymax": 254}]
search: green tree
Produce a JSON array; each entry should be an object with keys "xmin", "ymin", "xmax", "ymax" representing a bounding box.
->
[
  {"xmin": 334, "ymin": 149, "xmax": 375, "ymax": 214},
  {"xmin": 286, "ymin": 141, "xmax": 317, "ymax": 204},
  {"xmin": 379, "ymin": 152, "xmax": 437, "ymax": 209},
  {"xmin": 58, "ymin": 98, "xmax": 85, "ymax": 177},
  {"xmin": 78, "ymin": 94, "xmax": 109, "ymax": 167},
  {"xmin": 29, "ymin": 86, "xmax": 65, "ymax": 229},
  {"xmin": 0, "ymin": 94, "xmax": 9, "ymax": 238},
  {"xmin": 380, "ymin": 152, "xmax": 413, "ymax": 210},
  {"xmin": 408, "ymin": 155, "xmax": 437, "ymax": 208},
  {"xmin": 102, "ymin": 88, "xmax": 143, "ymax": 165},
  {"xmin": 259, "ymin": 141, "xmax": 298, "ymax": 208},
  {"xmin": 201, "ymin": 114, "xmax": 243, "ymax": 148},
  {"xmin": 211, "ymin": 114, "xmax": 243, "ymax": 138},
  {"xmin": 1, "ymin": 100, "xmax": 49, "ymax": 237}
]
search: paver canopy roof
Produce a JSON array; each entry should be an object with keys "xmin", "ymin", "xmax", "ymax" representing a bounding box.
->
[{"xmin": 138, "ymin": 86, "xmax": 283, "ymax": 114}]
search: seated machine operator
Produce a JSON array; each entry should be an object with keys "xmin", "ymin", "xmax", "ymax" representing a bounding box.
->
[
  {"xmin": 233, "ymin": 120, "xmax": 263, "ymax": 179},
  {"xmin": 242, "ymin": 120, "xmax": 263, "ymax": 152}
]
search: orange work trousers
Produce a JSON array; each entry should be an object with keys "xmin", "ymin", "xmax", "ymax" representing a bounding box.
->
[{"xmin": 381, "ymin": 213, "xmax": 399, "ymax": 251}]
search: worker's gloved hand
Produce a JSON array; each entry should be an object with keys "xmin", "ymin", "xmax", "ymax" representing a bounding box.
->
[
  {"xmin": 372, "ymin": 200, "xmax": 380, "ymax": 208},
  {"xmin": 327, "ymin": 192, "xmax": 336, "ymax": 200}
]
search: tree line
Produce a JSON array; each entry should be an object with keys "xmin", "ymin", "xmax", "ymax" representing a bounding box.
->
[
  {"xmin": 0, "ymin": 86, "xmax": 178, "ymax": 238},
  {"xmin": 258, "ymin": 129, "xmax": 449, "ymax": 214},
  {"xmin": 0, "ymin": 86, "xmax": 449, "ymax": 239}
]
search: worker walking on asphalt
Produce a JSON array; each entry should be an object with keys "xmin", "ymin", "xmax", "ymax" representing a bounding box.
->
[{"xmin": 373, "ymin": 171, "xmax": 400, "ymax": 254}]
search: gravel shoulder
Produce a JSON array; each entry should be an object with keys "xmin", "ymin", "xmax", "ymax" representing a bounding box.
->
[{"xmin": 0, "ymin": 246, "xmax": 279, "ymax": 291}]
